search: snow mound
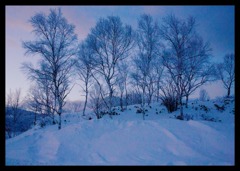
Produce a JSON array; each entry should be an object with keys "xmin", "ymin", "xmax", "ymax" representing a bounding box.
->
[{"xmin": 6, "ymin": 97, "xmax": 234, "ymax": 165}]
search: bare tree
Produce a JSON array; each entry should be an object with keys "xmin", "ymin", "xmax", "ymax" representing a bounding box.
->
[
  {"xmin": 25, "ymin": 85, "xmax": 43, "ymax": 126},
  {"xmin": 160, "ymin": 14, "xmax": 211, "ymax": 118},
  {"xmin": 22, "ymin": 63, "xmax": 54, "ymax": 119},
  {"xmin": 75, "ymin": 42, "xmax": 94, "ymax": 116},
  {"xmin": 63, "ymin": 101, "xmax": 81, "ymax": 113},
  {"xmin": 127, "ymin": 91, "xmax": 142, "ymax": 105},
  {"xmin": 89, "ymin": 83, "xmax": 105, "ymax": 119},
  {"xmin": 216, "ymin": 53, "xmax": 235, "ymax": 97},
  {"xmin": 132, "ymin": 14, "xmax": 162, "ymax": 120},
  {"xmin": 129, "ymin": 72, "xmax": 147, "ymax": 111},
  {"xmin": 199, "ymin": 89, "xmax": 209, "ymax": 101},
  {"xmin": 116, "ymin": 62, "xmax": 128, "ymax": 111},
  {"xmin": 23, "ymin": 68, "xmax": 53, "ymax": 126},
  {"xmin": 152, "ymin": 59, "xmax": 164, "ymax": 102},
  {"xmin": 183, "ymin": 35, "xmax": 213, "ymax": 107},
  {"xmin": 6, "ymin": 89, "xmax": 22, "ymax": 137},
  {"xmin": 159, "ymin": 79, "xmax": 178, "ymax": 113},
  {"xmin": 146, "ymin": 72, "xmax": 155, "ymax": 106},
  {"xmin": 123, "ymin": 64, "xmax": 130, "ymax": 110},
  {"xmin": 25, "ymin": 84, "xmax": 55, "ymax": 125},
  {"xmin": 71, "ymin": 101, "xmax": 82, "ymax": 113},
  {"xmin": 86, "ymin": 16, "xmax": 135, "ymax": 118},
  {"xmin": 22, "ymin": 8, "xmax": 78, "ymax": 129}
]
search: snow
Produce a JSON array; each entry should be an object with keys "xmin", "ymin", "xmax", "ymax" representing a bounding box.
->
[{"xmin": 6, "ymin": 97, "xmax": 235, "ymax": 165}]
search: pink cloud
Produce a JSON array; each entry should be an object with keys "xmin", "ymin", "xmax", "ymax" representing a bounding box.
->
[
  {"xmin": 190, "ymin": 80, "xmax": 228, "ymax": 100},
  {"xmin": 6, "ymin": 19, "xmax": 32, "ymax": 33},
  {"xmin": 6, "ymin": 6, "xmax": 61, "ymax": 32},
  {"xmin": 61, "ymin": 7, "xmax": 96, "ymax": 41},
  {"xmin": 142, "ymin": 6, "xmax": 167, "ymax": 16},
  {"xmin": 6, "ymin": 37, "xmax": 19, "ymax": 49},
  {"xmin": 6, "ymin": 6, "xmax": 96, "ymax": 42}
]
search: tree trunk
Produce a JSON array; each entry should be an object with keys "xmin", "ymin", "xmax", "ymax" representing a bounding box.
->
[
  {"xmin": 7, "ymin": 130, "xmax": 12, "ymax": 139},
  {"xmin": 120, "ymin": 93, "xmax": 123, "ymax": 111},
  {"xmin": 53, "ymin": 93, "xmax": 57, "ymax": 124},
  {"xmin": 58, "ymin": 95, "xmax": 62, "ymax": 130},
  {"xmin": 58, "ymin": 113, "xmax": 61, "ymax": 130},
  {"xmin": 13, "ymin": 111, "xmax": 17, "ymax": 137},
  {"xmin": 83, "ymin": 90, "xmax": 88, "ymax": 116},
  {"xmin": 185, "ymin": 95, "xmax": 189, "ymax": 108},
  {"xmin": 142, "ymin": 86, "xmax": 146, "ymax": 120},
  {"xmin": 227, "ymin": 87, "xmax": 230, "ymax": 97},
  {"xmin": 156, "ymin": 84, "xmax": 160, "ymax": 102},
  {"xmin": 42, "ymin": 112, "xmax": 46, "ymax": 126},
  {"xmin": 180, "ymin": 97, "xmax": 183, "ymax": 118},
  {"xmin": 125, "ymin": 81, "xmax": 128, "ymax": 110},
  {"xmin": 108, "ymin": 86, "xmax": 113, "ymax": 119},
  {"xmin": 34, "ymin": 111, "xmax": 37, "ymax": 125},
  {"xmin": 52, "ymin": 114, "xmax": 55, "ymax": 124},
  {"xmin": 13, "ymin": 121, "xmax": 16, "ymax": 137},
  {"xmin": 147, "ymin": 91, "xmax": 151, "ymax": 106}
]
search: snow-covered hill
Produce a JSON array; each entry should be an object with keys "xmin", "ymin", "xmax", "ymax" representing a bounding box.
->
[{"xmin": 6, "ymin": 97, "xmax": 235, "ymax": 165}]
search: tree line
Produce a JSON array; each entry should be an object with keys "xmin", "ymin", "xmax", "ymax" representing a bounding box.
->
[{"xmin": 6, "ymin": 8, "xmax": 235, "ymax": 132}]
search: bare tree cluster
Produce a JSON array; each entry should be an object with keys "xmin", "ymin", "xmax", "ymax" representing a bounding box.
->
[
  {"xmin": 160, "ymin": 14, "xmax": 214, "ymax": 118},
  {"xmin": 63, "ymin": 101, "xmax": 82, "ymax": 113},
  {"xmin": 131, "ymin": 14, "xmax": 163, "ymax": 120},
  {"xmin": 84, "ymin": 16, "xmax": 135, "ymax": 118},
  {"xmin": 6, "ymin": 89, "xmax": 22, "ymax": 138},
  {"xmin": 215, "ymin": 53, "xmax": 235, "ymax": 97},
  {"xmin": 17, "ymin": 7, "xmax": 233, "ymax": 130}
]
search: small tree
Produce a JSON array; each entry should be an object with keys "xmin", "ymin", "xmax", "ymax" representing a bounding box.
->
[
  {"xmin": 6, "ymin": 89, "xmax": 22, "ymax": 137},
  {"xmin": 152, "ymin": 58, "xmax": 164, "ymax": 102},
  {"xmin": 25, "ymin": 86, "xmax": 42, "ymax": 126},
  {"xmin": 199, "ymin": 89, "xmax": 209, "ymax": 101},
  {"xmin": 216, "ymin": 53, "xmax": 235, "ymax": 97},
  {"xmin": 127, "ymin": 91, "xmax": 142, "ymax": 106},
  {"xmin": 25, "ymin": 83, "xmax": 56, "ymax": 125},
  {"xmin": 159, "ymin": 79, "xmax": 178, "ymax": 113},
  {"xmin": 116, "ymin": 62, "xmax": 129, "ymax": 111},
  {"xmin": 75, "ymin": 42, "xmax": 94, "ymax": 116},
  {"xmin": 63, "ymin": 101, "xmax": 81, "ymax": 113},
  {"xmin": 89, "ymin": 83, "xmax": 105, "ymax": 119}
]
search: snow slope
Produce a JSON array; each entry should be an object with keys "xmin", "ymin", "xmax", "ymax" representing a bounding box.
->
[{"xmin": 6, "ymin": 97, "xmax": 235, "ymax": 165}]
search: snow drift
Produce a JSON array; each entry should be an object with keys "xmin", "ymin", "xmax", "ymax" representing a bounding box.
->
[{"xmin": 6, "ymin": 98, "xmax": 235, "ymax": 165}]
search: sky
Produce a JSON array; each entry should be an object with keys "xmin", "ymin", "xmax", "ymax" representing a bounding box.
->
[{"xmin": 5, "ymin": 5, "xmax": 235, "ymax": 102}]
